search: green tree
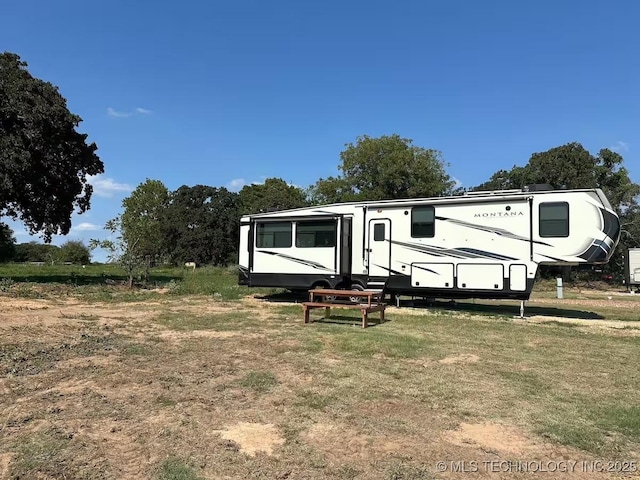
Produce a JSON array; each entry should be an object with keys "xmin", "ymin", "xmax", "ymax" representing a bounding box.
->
[
  {"xmin": 90, "ymin": 218, "xmax": 142, "ymax": 288},
  {"xmin": 238, "ymin": 177, "xmax": 308, "ymax": 214},
  {"xmin": 310, "ymin": 134, "xmax": 456, "ymax": 203},
  {"xmin": 90, "ymin": 180, "xmax": 170, "ymax": 287},
  {"xmin": 162, "ymin": 185, "xmax": 239, "ymax": 266},
  {"xmin": 0, "ymin": 223, "xmax": 16, "ymax": 262},
  {"xmin": 121, "ymin": 179, "xmax": 170, "ymax": 269},
  {"xmin": 59, "ymin": 240, "xmax": 91, "ymax": 264},
  {"xmin": 14, "ymin": 241, "xmax": 60, "ymax": 263},
  {"xmin": 0, "ymin": 52, "xmax": 104, "ymax": 241},
  {"xmin": 473, "ymin": 167, "xmax": 527, "ymax": 191}
]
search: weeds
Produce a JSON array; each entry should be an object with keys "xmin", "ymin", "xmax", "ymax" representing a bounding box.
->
[
  {"xmin": 157, "ymin": 458, "xmax": 203, "ymax": 480},
  {"xmin": 240, "ymin": 370, "xmax": 279, "ymax": 393}
]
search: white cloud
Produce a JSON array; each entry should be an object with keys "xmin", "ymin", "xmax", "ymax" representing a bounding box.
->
[
  {"xmin": 72, "ymin": 222, "xmax": 101, "ymax": 232},
  {"xmin": 88, "ymin": 174, "xmax": 132, "ymax": 198},
  {"xmin": 107, "ymin": 107, "xmax": 153, "ymax": 118},
  {"xmin": 610, "ymin": 141, "xmax": 629, "ymax": 153},
  {"xmin": 107, "ymin": 107, "xmax": 132, "ymax": 118},
  {"xmin": 227, "ymin": 178, "xmax": 246, "ymax": 191},
  {"xmin": 452, "ymin": 176, "xmax": 463, "ymax": 189}
]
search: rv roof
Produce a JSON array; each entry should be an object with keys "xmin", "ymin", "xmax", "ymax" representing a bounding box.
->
[
  {"xmin": 462, "ymin": 189, "xmax": 522, "ymax": 196},
  {"xmin": 244, "ymin": 187, "xmax": 599, "ymax": 218}
]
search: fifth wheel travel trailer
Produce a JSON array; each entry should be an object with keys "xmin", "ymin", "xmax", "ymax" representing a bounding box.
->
[{"xmin": 238, "ymin": 185, "xmax": 620, "ymax": 301}]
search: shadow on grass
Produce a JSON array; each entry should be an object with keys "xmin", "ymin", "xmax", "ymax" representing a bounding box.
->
[
  {"xmin": 261, "ymin": 292, "xmax": 604, "ymax": 320},
  {"xmin": 418, "ymin": 299, "xmax": 605, "ymax": 320},
  {"xmin": 256, "ymin": 291, "xmax": 308, "ymax": 303},
  {"xmin": 305, "ymin": 314, "xmax": 385, "ymax": 328}
]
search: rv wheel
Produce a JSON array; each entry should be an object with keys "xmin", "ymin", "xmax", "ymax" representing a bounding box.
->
[
  {"xmin": 313, "ymin": 284, "xmax": 336, "ymax": 302},
  {"xmin": 349, "ymin": 284, "xmax": 365, "ymax": 303}
]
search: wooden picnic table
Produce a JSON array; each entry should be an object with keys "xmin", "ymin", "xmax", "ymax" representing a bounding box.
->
[{"xmin": 303, "ymin": 289, "xmax": 386, "ymax": 328}]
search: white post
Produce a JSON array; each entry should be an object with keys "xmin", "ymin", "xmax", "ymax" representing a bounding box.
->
[{"xmin": 556, "ymin": 276, "xmax": 563, "ymax": 299}]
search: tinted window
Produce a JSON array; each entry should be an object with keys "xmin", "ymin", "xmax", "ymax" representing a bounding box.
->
[
  {"xmin": 373, "ymin": 223, "xmax": 385, "ymax": 241},
  {"xmin": 256, "ymin": 222, "xmax": 292, "ymax": 248},
  {"xmin": 539, "ymin": 202, "xmax": 569, "ymax": 237},
  {"xmin": 411, "ymin": 206, "xmax": 435, "ymax": 238},
  {"xmin": 296, "ymin": 220, "xmax": 336, "ymax": 248}
]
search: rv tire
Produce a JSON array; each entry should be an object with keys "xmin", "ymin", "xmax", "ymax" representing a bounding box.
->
[
  {"xmin": 349, "ymin": 283, "xmax": 365, "ymax": 303},
  {"xmin": 312, "ymin": 282, "xmax": 336, "ymax": 302}
]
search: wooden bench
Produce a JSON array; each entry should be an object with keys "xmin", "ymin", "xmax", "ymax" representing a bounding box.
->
[{"xmin": 302, "ymin": 289, "xmax": 386, "ymax": 328}]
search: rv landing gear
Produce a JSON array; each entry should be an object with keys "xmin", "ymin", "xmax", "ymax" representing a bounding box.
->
[{"xmin": 516, "ymin": 300, "xmax": 526, "ymax": 319}]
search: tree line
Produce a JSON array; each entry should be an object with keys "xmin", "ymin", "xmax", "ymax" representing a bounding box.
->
[
  {"xmin": 0, "ymin": 234, "xmax": 90, "ymax": 265},
  {"xmin": 1, "ymin": 52, "xmax": 640, "ymax": 283}
]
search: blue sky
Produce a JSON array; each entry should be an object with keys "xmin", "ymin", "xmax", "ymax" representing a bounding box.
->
[{"xmin": 2, "ymin": 0, "xmax": 639, "ymax": 260}]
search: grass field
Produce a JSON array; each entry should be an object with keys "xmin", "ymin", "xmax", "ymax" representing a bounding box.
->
[
  {"xmin": 0, "ymin": 265, "xmax": 639, "ymax": 479},
  {"xmin": 0, "ymin": 263, "xmax": 279, "ymax": 300}
]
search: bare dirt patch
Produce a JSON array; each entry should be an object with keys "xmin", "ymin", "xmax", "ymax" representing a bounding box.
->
[
  {"xmin": 215, "ymin": 422, "xmax": 285, "ymax": 456},
  {"xmin": 532, "ymin": 296, "xmax": 639, "ymax": 309},
  {"xmin": 439, "ymin": 353, "xmax": 480, "ymax": 364},
  {"xmin": 444, "ymin": 422, "xmax": 536, "ymax": 455},
  {"xmin": 158, "ymin": 330, "xmax": 241, "ymax": 341},
  {"xmin": 0, "ymin": 453, "xmax": 14, "ymax": 478},
  {"xmin": 527, "ymin": 315, "xmax": 640, "ymax": 335}
]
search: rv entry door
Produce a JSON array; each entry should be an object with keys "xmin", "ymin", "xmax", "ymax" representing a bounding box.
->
[{"xmin": 368, "ymin": 219, "xmax": 391, "ymax": 278}]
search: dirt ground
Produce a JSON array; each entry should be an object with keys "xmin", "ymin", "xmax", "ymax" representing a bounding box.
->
[{"xmin": 0, "ymin": 293, "xmax": 638, "ymax": 479}]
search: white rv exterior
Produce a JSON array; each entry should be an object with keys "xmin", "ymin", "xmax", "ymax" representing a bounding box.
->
[
  {"xmin": 624, "ymin": 248, "xmax": 640, "ymax": 289},
  {"xmin": 238, "ymin": 187, "xmax": 620, "ymax": 300}
]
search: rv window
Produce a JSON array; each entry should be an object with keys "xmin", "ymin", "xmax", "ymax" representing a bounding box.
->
[
  {"xmin": 256, "ymin": 222, "xmax": 292, "ymax": 248},
  {"xmin": 411, "ymin": 206, "xmax": 435, "ymax": 238},
  {"xmin": 539, "ymin": 202, "xmax": 569, "ymax": 237},
  {"xmin": 296, "ymin": 220, "xmax": 336, "ymax": 248},
  {"xmin": 373, "ymin": 223, "xmax": 385, "ymax": 241}
]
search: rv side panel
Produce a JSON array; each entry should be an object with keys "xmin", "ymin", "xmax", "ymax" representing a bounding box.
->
[{"xmin": 626, "ymin": 248, "xmax": 640, "ymax": 287}]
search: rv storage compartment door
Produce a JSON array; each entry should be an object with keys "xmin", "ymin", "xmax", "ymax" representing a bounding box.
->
[
  {"xmin": 509, "ymin": 264, "xmax": 527, "ymax": 291},
  {"xmin": 457, "ymin": 264, "xmax": 504, "ymax": 290},
  {"xmin": 411, "ymin": 263, "xmax": 454, "ymax": 288}
]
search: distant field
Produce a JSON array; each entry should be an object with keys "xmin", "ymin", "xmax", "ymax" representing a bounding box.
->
[{"xmin": 0, "ymin": 263, "xmax": 280, "ymax": 300}]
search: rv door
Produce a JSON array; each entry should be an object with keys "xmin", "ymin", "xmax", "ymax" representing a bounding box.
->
[{"xmin": 367, "ymin": 219, "xmax": 391, "ymax": 277}]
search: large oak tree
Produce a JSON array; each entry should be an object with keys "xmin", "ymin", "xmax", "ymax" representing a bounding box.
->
[
  {"xmin": 0, "ymin": 52, "xmax": 103, "ymax": 241},
  {"xmin": 238, "ymin": 177, "xmax": 308, "ymax": 214},
  {"xmin": 162, "ymin": 185, "xmax": 239, "ymax": 266},
  {"xmin": 311, "ymin": 134, "xmax": 456, "ymax": 204}
]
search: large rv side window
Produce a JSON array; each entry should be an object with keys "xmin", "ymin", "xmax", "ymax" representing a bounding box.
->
[
  {"xmin": 539, "ymin": 202, "xmax": 569, "ymax": 237},
  {"xmin": 411, "ymin": 206, "xmax": 435, "ymax": 238},
  {"xmin": 256, "ymin": 222, "xmax": 292, "ymax": 248},
  {"xmin": 296, "ymin": 220, "xmax": 336, "ymax": 248}
]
